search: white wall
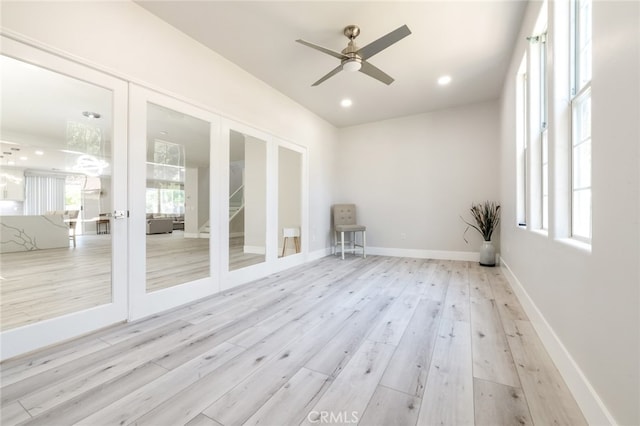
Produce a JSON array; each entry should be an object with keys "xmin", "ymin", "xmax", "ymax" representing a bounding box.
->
[
  {"xmin": 0, "ymin": 0, "xmax": 337, "ymax": 254},
  {"xmin": 335, "ymin": 100, "xmax": 501, "ymax": 257},
  {"xmin": 499, "ymin": 1, "xmax": 639, "ymax": 425}
]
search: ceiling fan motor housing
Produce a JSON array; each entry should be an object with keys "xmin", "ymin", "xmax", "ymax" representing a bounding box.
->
[
  {"xmin": 343, "ymin": 25, "xmax": 361, "ymax": 40},
  {"xmin": 341, "ymin": 26, "xmax": 361, "ymax": 68}
]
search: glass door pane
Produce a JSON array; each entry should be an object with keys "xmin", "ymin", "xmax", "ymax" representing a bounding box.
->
[
  {"xmin": 129, "ymin": 85, "xmax": 218, "ymax": 321},
  {"xmin": 0, "ymin": 55, "xmax": 115, "ymax": 330},
  {"xmin": 145, "ymin": 103, "xmax": 211, "ymax": 292},
  {"xmin": 0, "ymin": 37, "xmax": 128, "ymax": 360},
  {"xmin": 229, "ymin": 129, "xmax": 267, "ymax": 270},
  {"xmin": 278, "ymin": 146, "xmax": 303, "ymax": 257}
]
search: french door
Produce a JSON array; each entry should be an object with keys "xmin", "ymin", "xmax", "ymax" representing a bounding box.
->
[
  {"xmin": 0, "ymin": 37, "xmax": 308, "ymax": 361},
  {"xmin": 128, "ymin": 85, "xmax": 221, "ymax": 320},
  {"xmin": 0, "ymin": 36, "xmax": 128, "ymax": 360},
  {"xmin": 0, "ymin": 47, "xmax": 223, "ymax": 359}
]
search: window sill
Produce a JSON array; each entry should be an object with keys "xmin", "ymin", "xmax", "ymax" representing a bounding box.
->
[
  {"xmin": 556, "ymin": 237, "xmax": 592, "ymax": 254},
  {"xmin": 531, "ymin": 229, "xmax": 548, "ymax": 238}
]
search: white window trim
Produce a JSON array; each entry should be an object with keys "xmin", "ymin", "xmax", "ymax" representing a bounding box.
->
[
  {"xmin": 570, "ymin": 85, "xmax": 592, "ymax": 243},
  {"xmin": 516, "ymin": 56, "xmax": 528, "ymax": 228},
  {"xmin": 569, "ymin": 0, "xmax": 592, "ymax": 244}
]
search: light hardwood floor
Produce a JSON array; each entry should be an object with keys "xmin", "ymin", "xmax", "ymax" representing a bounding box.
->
[
  {"xmin": 0, "ymin": 256, "xmax": 587, "ymax": 426},
  {"xmin": 1, "ymin": 233, "xmax": 263, "ymax": 331}
]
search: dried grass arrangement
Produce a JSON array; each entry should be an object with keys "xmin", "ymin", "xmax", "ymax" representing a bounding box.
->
[{"xmin": 462, "ymin": 201, "xmax": 501, "ymax": 243}]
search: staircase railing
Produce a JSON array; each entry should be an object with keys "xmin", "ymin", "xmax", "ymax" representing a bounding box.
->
[{"xmin": 229, "ymin": 184, "xmax": 244, "ymax": 221}]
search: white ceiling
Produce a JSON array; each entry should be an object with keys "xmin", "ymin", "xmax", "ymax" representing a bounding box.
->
[
  {"xmin": 0, "ymin": 1, "xmax": 528, "ymax": 175},
  {"xmin": 136, "ymin": 1, "xmax": 528, "ymax": 128}
]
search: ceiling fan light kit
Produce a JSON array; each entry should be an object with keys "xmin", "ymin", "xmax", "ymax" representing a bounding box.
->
[
  {"xmin": 342, "ymin": 59, "xmax": 362, "ymax": 72},
  {"xmin": 296, "ymin": 24, "xmax": 411, "ymax": 86}
]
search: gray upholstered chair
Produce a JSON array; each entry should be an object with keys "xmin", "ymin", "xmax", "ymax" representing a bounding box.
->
[{"xmin": 332, "ymin": 204, "xmax": 366, "ymax": 260}]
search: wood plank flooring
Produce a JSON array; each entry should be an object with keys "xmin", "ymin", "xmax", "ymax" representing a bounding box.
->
[
  {"xmin": 0, "ymin": 256, "xmax": 587, "ymax": 426},
  {"xmin": 0, "ymin": 233, "xmax": 262, "ymax": 331}
]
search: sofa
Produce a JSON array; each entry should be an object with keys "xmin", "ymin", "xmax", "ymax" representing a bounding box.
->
[{"xmin": 146, "ymin": 216, "xmax": 173, "ymax": 234}]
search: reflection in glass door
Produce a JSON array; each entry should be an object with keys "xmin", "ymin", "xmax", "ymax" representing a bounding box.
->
[
  {"xmin": 0, "ymin": 37, "xmax": 128, "ymax": 360},
  {"xmin": 129, "ymin": 86, "xmax": 219, "ymax": 321},
  {"xmin": 0, "ymin": 54, "xmax": 114, "ymax": 329},
  {"xmin": 145, "ymin": 103, "xmax": 211, "ymax": 292},
  {"xmin": 278, "ymin": 146, "xmax": 303, "ymax": 257},
  {"xmin": 229, "ymin": 129, "xmax": 267, "ymax": 271}
]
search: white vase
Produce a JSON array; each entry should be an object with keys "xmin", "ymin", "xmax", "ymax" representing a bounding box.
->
[{"xmin": 479, "ymin": 240, "xmax": 496, "ymax": 266}]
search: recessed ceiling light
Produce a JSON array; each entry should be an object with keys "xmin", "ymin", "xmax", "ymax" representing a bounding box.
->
[
  {"xmin": 8, "ymin": 160, "xmax": 15, "ymax": 165},
  {"xmin": 19, "ymin": 156, "xmax": 28, "ymax": 161},
  {"xmin": 35, "ymin": 150, "xmax": 44, "ymax": 156},
  {"xmin": 82, "ymin": 111, "xmax": 101, "ymax": 119},
  {"xmin": 437, "ymin": 75, "xmax": 452, "ymax": 86},
  {"xmin": 340, "ymin": 98, "xmax": 353, "ymax": 108}
]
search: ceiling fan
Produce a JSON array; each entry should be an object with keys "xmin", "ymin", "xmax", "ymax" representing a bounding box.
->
[{"xmin": 296, "ymin": 24, "xmax": 412, "ymax": 86}]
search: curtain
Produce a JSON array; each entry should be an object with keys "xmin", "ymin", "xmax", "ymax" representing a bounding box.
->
[{"xmin": 24, "ymin": 174, "xmax": 65, "ymax": 215}]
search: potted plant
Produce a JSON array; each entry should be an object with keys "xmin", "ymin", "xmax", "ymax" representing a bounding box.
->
[{"xmin": 462, "ymin": 201, "xmax": 501, "ymax": 266}]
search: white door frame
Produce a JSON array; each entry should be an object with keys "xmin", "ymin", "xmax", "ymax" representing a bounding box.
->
[
  {"xmin": 274, "ymin": 138, "xmax": 309, "ymax": 270},
  {"xmin": 128, "ymin": 85, "xmax": 221, "ymax": 321},
  {"xmin": 0, "ymin": 38, "xmax": 311, "ymax": 361},
  {"xmin": 221, "ymin": 120, "xmax": 310, "ymax": 289},
  {"xmin": 221, "ymin": 119, "xmax": 275, "ymax": 289},
  {"xmin": 0, "ymin": 36, "xmax": 129, "ymax": 360}
]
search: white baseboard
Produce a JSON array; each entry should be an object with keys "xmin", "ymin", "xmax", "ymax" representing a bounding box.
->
[
  {"xmin": 500, "ymin": 259, "xmax": 617, "ymax": 426},
  {"xmin": 244, "ymin": 245, "xmax": 266, "ymax": 255},
  {"xmin": 308, "ymin": 247, "xmax": 332, "ymax": 261},
  {"xmin": 307, "ymin": 246, "xmax": 483, "ymax": 263},
  {"xmin": 366, "ymin": 246, "xmax": 481, "ymax": 262}
]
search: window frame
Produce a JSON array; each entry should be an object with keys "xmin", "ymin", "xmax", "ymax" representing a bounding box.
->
[
  {"xmin": 569, "ymin": 0, "xmax": 592, "ymax": 243},
  {"xmin": 516, "ymin": 55, "xmax": 528, "ymax": 228},
  {"xmin": 570, "ymin": 86, "xmax": 592, "ymax": 242},
  {"xmin": 539, "ymin": 31, "xmax": 549, "ymax": 231}
]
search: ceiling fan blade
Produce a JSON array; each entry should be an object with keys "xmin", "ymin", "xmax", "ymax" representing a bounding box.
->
[
  {"xmin": 359, "ymin": 61, "xmax": 394, "ymax": 85},
  {"xmin": 356, "ymin": 25, "xmax": 412, "ymax": 60},
  {"xmin": 312, "ymin": 64, "xmax": 343, "ymax": 86},
  {"xmin": 296, "ymin": 39, "xmax": 348, "ymax": 60}
]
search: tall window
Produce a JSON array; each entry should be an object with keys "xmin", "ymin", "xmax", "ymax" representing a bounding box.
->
[
  {"xmin": 24, "ymin": 173, "xmax": 65, "ymax": 215},
  {"xmin": 64, "ymin": 175, "xmax": 83, "ymax": 212},
  {"xmin": 516, "ymin": 55, "xmax": 528, "ymax": 227},
  {"xmin": 571, "ymin": 0, "xmax": 592, "ymax": 241},
  {"xmin": 145, "ymin": 184, "xmax": 184, "ymax": 215},
  {"xmin": 541, "ymin": 129, "xmax": 549, "ymax": 229},
  {"xmin": 540, "ymin": 32, "xmax": 549, "ymax": 230}
]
